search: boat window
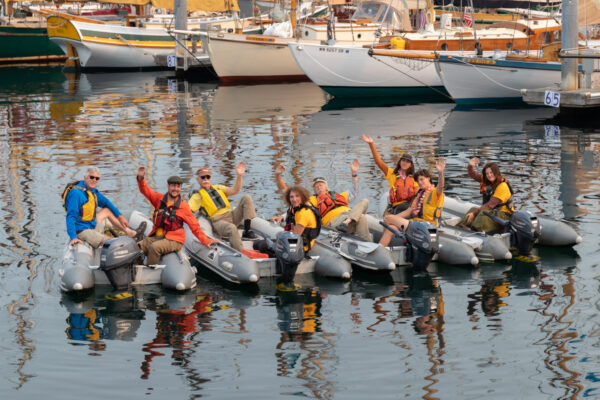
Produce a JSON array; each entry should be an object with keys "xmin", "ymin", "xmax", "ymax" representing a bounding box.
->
[{"xmin": 352, "ymin": 2, "xmax": 384, "ymax": 20}]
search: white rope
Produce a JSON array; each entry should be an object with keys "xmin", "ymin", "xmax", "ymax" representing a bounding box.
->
[
  {"xmin": 301, "ymin": 45, "xmax": 391, "ymax": 84},
  {"xmin": 448, "ymin": 56, "xmax": 557, "ymax": 92}
]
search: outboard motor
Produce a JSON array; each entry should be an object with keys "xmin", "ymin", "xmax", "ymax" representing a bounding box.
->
[
  {"xmin": 380, "ymin": 220, "xmax": 439, "ymax": 270},
  {"xmin": 100, "ymin": 237, "xmax": 144, "ymax": 290},
  {"xmin": 404, "ymin": 221, "xmax": 439, "ymax": 270},
  {"xmin": 271, "ymin": 231, "xmax": 305, "ymax": 287},
  {"xmin": 484, "ymin": 210, "xmax": 541, "ymax": 256},
  {"xmin": 507, "ymin": 211, "xmax": 540, "ymax": 256}
]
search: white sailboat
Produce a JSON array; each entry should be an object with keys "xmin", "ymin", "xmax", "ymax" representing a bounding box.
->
[
  {"xmin": 206, "ymin": 0, "xmax": 412, "ymax": 84},
  {"xmin": 435, "ymin": 2, "xmax": 600, "ymax": 104}
]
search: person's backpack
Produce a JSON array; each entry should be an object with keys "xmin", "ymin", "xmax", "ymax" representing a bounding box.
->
[{"xmin": 61, "ymin": 181, "xmax": 81, "ymax": 212}]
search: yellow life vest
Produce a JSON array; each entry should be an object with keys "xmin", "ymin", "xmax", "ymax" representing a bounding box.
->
[
  {"xmin": 62, "ymin": 181, "xmax": 97, "ymax": 222},
  {"xmin": 197, "ymin": 186, "xmax": 231, "ymax": 218}
]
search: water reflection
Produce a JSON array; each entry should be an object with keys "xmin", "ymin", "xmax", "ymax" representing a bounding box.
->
[{"xmin": 0, "ymin": 68, "xmax": 598, "ymax": 398}]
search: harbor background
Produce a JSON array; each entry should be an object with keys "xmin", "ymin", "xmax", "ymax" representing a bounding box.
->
[{"xmin": 0, "ymin": 67, "xmax": 599, "ymax": 399}]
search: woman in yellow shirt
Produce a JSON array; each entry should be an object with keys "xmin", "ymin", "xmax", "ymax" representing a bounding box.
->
[
  {"xmin": 270, "ymin": 185, "xmax": 320, "ymax": 253},
  {"xmin": 379, "ymin": 157, "xmax": 446, "ymax": 247},
  {"xmin": 460, "ymin": 157, "xmax": 514, "ymax": 233},
  {"xmin": 362, "ymin": 134, "xmax": 419, "ymax": 215}
]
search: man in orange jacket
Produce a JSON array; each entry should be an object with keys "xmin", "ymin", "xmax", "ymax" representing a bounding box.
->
[{"xmin": 137, "ymin": 166, "xmax": 217, "ymax": 265}]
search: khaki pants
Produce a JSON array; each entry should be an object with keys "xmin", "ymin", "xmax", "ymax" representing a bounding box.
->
[
  {"xmin": 212, "ymin": 194, "xmax": 257, "ymax": 251},
  {"xmin": 77, "ymin": 229, "xmax": 106, "ymax": 248},
  {"xmin": 459, "ymin": 207, "xmax": 511, "ymax": 233},
  {"xmin": 139, "ymin": 236, "xmax": 183, "ymax": 266},
  {"xmin": 329, "ymin": 199, "xmax": 372, "ymax": 242}
]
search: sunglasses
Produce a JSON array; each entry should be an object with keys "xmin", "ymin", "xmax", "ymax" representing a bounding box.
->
[
  {"xmin": 198, "ymin": 175, "xmax": 211, "ymax": 180},
  {"xmin": 88, "ymin": 176, "xmax": 100, "ymax": 181}
]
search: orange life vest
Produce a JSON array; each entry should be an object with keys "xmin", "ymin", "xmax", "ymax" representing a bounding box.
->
[
  {"xmin": 389, "ymin": 175, "xmax": 416, "ymax": 205},
  {"xmin": 315, "ymin": 191, "xmax": 348, "ymax": 217}
]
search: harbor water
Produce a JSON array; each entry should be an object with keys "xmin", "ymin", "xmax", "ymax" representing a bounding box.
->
[{"xmin": 0, "ymin": 68, "xmax": 599, "ymax": 399}]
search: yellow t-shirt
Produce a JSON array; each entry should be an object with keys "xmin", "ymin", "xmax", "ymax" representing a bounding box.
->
[
  {"xmin": 491, "ymin": 182, "xmax": 512, "ymax": 213},
  {"xmin": 294, "ymin": 206, "xmax": 317, "ymax": 251},
  {"xmin": 309, "ymin": 192, "xmax": 350, "ymax": 226},
  {"xmin": 385, "ymin": 167, "xmax": 419, "ymax": 205},
  {"xmin": 411, "ymin": 188, "xmax": 444, "ymax": 226},
  {"xmin": 188, "ymin": 184, "xmax": 230, "ymax": 218}
]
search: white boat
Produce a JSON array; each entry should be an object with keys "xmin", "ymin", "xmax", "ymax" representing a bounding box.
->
[
  {"xmin": 288, "ymin": 18, "xmax": 561, "ymax": 97},
  {"xmin": 435, "ymin": 53, "xmax": 564, "ymax": 104},
  {"xmin": 206, "ymin": 0, "xmax": 417, "ymax": 83},
  {"xmin": 45, "ymin": 0, "xmax": 244, "ymax": 69}
]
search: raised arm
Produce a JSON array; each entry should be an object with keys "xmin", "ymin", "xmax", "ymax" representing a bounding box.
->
[
  {"xmin": 274, "ymin": 164, "xmax": 288, "ymax": 192},
  {"xmin": 467, "ymin": 157, "xmax": 482, "ymax": 182},
  {"xmin": 362, "ymin": 134, "xmax": 388, "ymax": 175},
  {"xmin": 436, "ymin": 157, "xmax": 446, "ymax": 195},
  {"xmin": 224, "ymin": 161, "xmax": 245, "ymax": 197},
  {"xmin": 346, "ymin": 158, "xmax": 359, "ymax": 202}
]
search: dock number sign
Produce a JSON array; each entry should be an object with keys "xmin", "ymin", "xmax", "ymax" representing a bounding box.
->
[
  {"xmin": 544, "ymin": 90, "xmax": 560, "ymax": 108},
  {"xmin": 167, "ymin": 55, "xmax": 176, "ymax": 68}
]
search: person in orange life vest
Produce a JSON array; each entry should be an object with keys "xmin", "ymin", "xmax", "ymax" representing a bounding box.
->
[
  {"xmin": 460, "ymin": 157, "xmax": 514, "ymax": 233},
  {"xmin": 379, "ymin": 157, "xmax": 446, "ymax": 247},
  {"xmin": 136, "ymin": 166, "xmax": 217, "ymax": 265},
  {"xmin": 66, "ymin": 166, "xmax": 138, "ymax": 248},
  {"xmin": 362, "ymin": 134, "xmax": 419, "ymax": 216},
  {"xmin": 188, "ymin": 162, "xmax": 258, "ymax": 252},
  {"xmin": 274, "ymin": 160, "xmax": 372, "ymax": 241}
]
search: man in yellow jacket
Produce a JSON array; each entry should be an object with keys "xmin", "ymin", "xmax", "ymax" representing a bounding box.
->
[{"xmin": 188, "ymin": 162, "xmax": 257, "ymax": 251}]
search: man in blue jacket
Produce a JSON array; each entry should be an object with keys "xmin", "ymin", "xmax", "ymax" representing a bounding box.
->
[{"xmin": 65, "ymin": 167, "xmax": 137, "ymax": 248}]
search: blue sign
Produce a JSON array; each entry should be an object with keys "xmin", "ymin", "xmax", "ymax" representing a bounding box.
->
[{"xmin": 167, "ymin": 55, "xmax": 176, "ymax": 68}]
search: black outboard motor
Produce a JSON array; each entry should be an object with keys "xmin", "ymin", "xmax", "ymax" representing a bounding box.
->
[
  {"xmin": 484, "ymin": 210, "xmax": 541, "ymax": 256},
  {"xmin": 508, "ymin": 211, "xmax": 540, "ymax": 256},
  {"xmin": 380, "ymin": 220, "xmax": 439, "ymax": 270},
  {"xmin": 271, "ymin": 231, "xmax": 305, "ymax": 287},
  {"xmin": 100, "ymin": 237, "xmax": 145, "ymax": 290}
]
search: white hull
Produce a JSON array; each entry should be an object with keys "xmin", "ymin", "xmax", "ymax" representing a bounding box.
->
[
  {"xmin": 207, "ymin": 32, "xmax": 307, "ymax": 82},
  {"xmin": 435, "ymin": 56, "xmax": 561, "ymax": 104},
  {"xmin": 288, "ymin": 42, "xmax": 443, "ymax": 89}
]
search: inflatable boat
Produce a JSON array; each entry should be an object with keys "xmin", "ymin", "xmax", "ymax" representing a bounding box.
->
[
  {"xmin": 250, "ymin": 217, "xmax": 352, "ymax": 280},
  {"xmin": 441, "ymin": 196, "xmax": 582, "ymax": 248},
  {"xmin": 59, "ymin": 210, "xmax": 197, "ymax": 293},
  {"xmin": 184, "ymin": 216, "xmax": 318, "ymax": 285}
]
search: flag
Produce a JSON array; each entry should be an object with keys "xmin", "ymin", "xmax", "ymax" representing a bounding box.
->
[{"xmin": 464, "ymin": 9, "xmax": 473, "ymax": 28}]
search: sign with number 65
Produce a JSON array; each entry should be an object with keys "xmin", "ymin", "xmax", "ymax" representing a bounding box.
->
[{"xmin": 544, "ymin": 90, "xmax": 560, "ymax": 107}]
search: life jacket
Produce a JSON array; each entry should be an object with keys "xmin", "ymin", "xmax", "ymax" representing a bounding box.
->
[
  {"xmin": 152, "ymin": 194, "xmax": 184, "ymax": 234},
  {"xmin": 315, "ymin": 191, "xmax": 348, "ymax": 217},
  {"xmin": 412, "ymin": 188, "xmax": 443, "ymax": 226},
  {"xmin": 480, "ymin": 177, "xmax": 514, "ymax": 213},
  {"xmin": 284, "ymin": 204, "xmax": 322, "ymax": 251},
  {"xmin": 197, "ymin": 186, "xmax": 231, "ymax": 218},
  {"xmin": 389, "ymin": 175, "xmax": 416, "ymax": 205},
  {"xmin": 62, "ymin": 181, "xmax": 97, "ymax": 222}
]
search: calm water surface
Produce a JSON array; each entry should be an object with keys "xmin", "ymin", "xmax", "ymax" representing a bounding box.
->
[{"xmin": 0, "ymin": 68, "xmax": 598, "ymax": 399}]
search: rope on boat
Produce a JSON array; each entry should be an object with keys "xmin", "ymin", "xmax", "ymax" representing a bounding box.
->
[
  {"xmin": 447, "ymin": 56, "xmax": 555, "ymax": 92},
  {"xmin": 368, "ymin": 52, "xmax": 454, "ymax": 99}
]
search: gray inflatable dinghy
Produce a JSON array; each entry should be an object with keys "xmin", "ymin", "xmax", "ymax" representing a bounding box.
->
[
  {"xmin": 59, "ymin": 210, "xmax": 197, "ymax": 292},
  {"xmin": 250, "ymin": 217, "xmax": 352, "ymax": 280},
  {"xmin": 184, "ymin": 216, "xmax": 318, "ymax": 285}
]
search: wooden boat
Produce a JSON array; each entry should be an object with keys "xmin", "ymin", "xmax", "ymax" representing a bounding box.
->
[{"xmin": 45, "ymin": 0, "xmax": 242, "ymax": 69}]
